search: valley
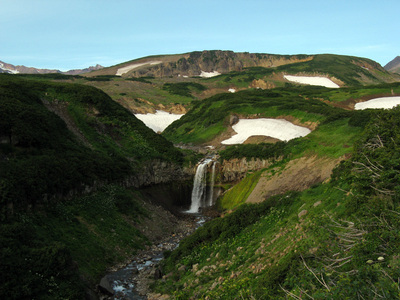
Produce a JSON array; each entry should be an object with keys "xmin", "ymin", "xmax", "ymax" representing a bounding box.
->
[{"xmin": 2, "ymin": 50, "xmax": 400, "ymax": 299}]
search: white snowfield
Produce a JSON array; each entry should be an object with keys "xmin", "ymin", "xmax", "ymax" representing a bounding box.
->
[
  {"xmin": 134, "ymin": 110, "xmax": 184, "ymax": 133},
  {"xmin": 0, "ymin": 62, "xmax": 19, "ymax": 74},
  {"xmin": 221, "ymin": 118, "xmax": 311, "ymax": 145},
  {"xmin": 116, "ymin": 61, "xmax": 162, "ymax": 76},
  {"xmin": 284, "ymin": 75, "xmax": 339, "ymax": 88},
  {"xmin": 354, "ymin": 96, "xmax": 400, "ymax": 110},
  {"xmin": 200, "ymin": 70, "xmax": 221, "ymax": 78}
]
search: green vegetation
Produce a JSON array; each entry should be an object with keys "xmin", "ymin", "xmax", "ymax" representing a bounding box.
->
[
  {"xmin": 163, "ymin": 87, "xmax": 350, "ymax": 144},
  {"xmin": 219, "ymin": 141, "xmax": 289, "ymax": 161},
  {"xmin": 218, "ymin": 170, "xmax": 263, "ymax": 209},
  {"xmin": 162, "ymin": 82, "xmax": 207, "ymax": 98},
  {"xmin": 0, "ymin": 74, "xmax": 183, "ymax": 215},
  {"xmin": 83, "ymin": 75, "xmax": 119, "ymax": 81},
  {"xmin": 153, "ymin": 107, "xmax": 400, "ymax": 299},
  {"xmin": 1, "ymin": 185, "xmax": 149, "ymax": 300},
  {"xmin": 212, "ymin": 54, "xmax": 393, "ymax": 87},
  {"xmin": 126, "ymin": 76, "xmax": 154, "ymax": 84}
]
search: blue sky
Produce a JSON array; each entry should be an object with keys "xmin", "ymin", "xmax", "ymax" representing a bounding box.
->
[{"xmin": 1, "ymin": 0, "xmax": 399, "ymax": 71}]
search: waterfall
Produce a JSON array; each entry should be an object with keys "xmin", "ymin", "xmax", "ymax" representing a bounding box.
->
[
  {"xmin": 208, "ymin": 161, "xmax": 216, "ymax": 207},
  {"xmin": 187, "ymin": 158, "xmax": 214, "ymax": 213}
]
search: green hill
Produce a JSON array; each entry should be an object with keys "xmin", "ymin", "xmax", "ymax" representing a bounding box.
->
[
  {"xmin": 153, "ymin": 106, "xmax": 400, "ymax": 299},
  {"xmin": 162, "ymin": 82, "xmax": 400, "ymax": 145}
]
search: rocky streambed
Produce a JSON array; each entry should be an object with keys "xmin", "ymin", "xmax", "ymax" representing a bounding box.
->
[{"xmin": 98, "ymin": 213, "xmax": 207, "ymax": 300}]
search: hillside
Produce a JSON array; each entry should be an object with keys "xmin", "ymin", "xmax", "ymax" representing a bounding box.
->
[
  {"xmin": 385, "ymin": 56, "xmax": 400, "ymax": 74},
  {"xmin": 0, "ymin": 74, "xmax": 193, "ymax": 299},
  {"xmin": 78, "ymin": 51, "xmax": 400, "ymax": 114},
  {"xmin": 152, "ymin": 105, "xmax": 400, "ymax": 300},
  {"xmin": 162, "ymin": 82, "xmax": 400, "ymax": 146}
]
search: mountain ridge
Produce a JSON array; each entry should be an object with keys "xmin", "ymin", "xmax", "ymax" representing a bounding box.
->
[
  {"xmin": 385, "ymin": 56, "xmax": 400, "ymax": 74},
  {"xmin": 85, "ymin": 50, "xmax": 400, "ymax": 87},
  {"xmin": 0, "ymin": 60, "xmax": 103, "ymax": 75}
]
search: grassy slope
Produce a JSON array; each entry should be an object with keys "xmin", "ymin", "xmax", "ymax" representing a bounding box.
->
[
  {"xmin": 162, "ymin": 83, "xmax": 400, "ymax": 145},
  {"xmin": 218, "ymin": 116, "xmax": 363, "ymax": 209},
  {"xmin": 154, "ymin": 107, "xmax": 400, "ymax": 299}
]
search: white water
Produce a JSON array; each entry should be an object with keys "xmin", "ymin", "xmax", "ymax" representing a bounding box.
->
[
  {"xmin": 187, "ymin": 158, "xmax": 214, "ymax": 213},
  {"xmin": 207, "ymin": 161, "xmax": 216, "ymax": 207}
]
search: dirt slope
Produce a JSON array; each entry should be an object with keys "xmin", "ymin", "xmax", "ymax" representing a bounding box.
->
[{"xmin": 246, "ymin": 155, "xmax": 343, "ymax": 203}]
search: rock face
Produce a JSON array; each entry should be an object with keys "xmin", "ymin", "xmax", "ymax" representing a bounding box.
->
[
  {"xmin": 219, "ymin": 157, "xmax": 276, "ymax": 182},
  {"xmin": 384, "ymin": 56, "xmax": 400, "ymax": 74},
  {"xmin": 63, "ymin": 64, "xmax": 104, "ymax": 75},
  {"xmin": 120, "ymin": 51, "xmax": 313, "ymax": 78},
  {"xmin": 124, "ymin": 160, "xmax": 194, "ymax": 188}
]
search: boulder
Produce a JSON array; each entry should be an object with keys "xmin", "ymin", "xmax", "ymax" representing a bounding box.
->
[{"xmin": 98, "ymin": 275, "xmax": 114, "ymax": 296}]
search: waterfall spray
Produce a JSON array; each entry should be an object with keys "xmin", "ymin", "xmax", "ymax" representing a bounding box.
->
[
  {"xmin": 208, "ymin": 161, "xmax": 216, "ymax": 207},
  {"xmin": 187, "ymin": 158, "xmax": 215, "ymax": 213}
]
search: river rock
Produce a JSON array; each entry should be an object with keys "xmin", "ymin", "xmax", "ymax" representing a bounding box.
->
[
  {"xmin": 98, "ymin": 275, "xmax": 114, "ymax": 296},
  {"xmin": 154, "ymin": 268, "xmax": 163, "ymax": 279}
]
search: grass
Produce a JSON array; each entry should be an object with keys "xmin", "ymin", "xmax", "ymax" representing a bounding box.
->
[
  {"xmin": 218, "ymin": 170, "xmax": 263, "ymax": 209},
  {"xmin": 29, "ymin": 186, "xmax": 148, "ymax": 279},
  {"xmin": 298, "ymin": 118, "xmax": 363, "ymax": 158}
]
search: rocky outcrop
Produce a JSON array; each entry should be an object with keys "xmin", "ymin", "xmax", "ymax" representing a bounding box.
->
[
  {"xmin": 384, "ymin": 56, "xmax": 400, "ymax": 74},
  {"xmin": 123, "ymin": 160, "xmax": 194, "ymax": 188},
  {"xmin": 219, "ymin": 157, "xmax": 277, "ymax": 182}
]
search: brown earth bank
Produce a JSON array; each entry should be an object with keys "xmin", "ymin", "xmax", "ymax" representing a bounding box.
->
[{"xmin": 246, "ymin": 155, "xmax": 343, "ymax": 203}]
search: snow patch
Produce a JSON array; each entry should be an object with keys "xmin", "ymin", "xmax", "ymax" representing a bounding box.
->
[
  {"xmin": 0, "ymin": 62, "xmax": 19, "ymax": 74},
  {"xmin": 221, "ymin": 118, "xmax": 311, "ymax": 145},
  {"xmin": 228, "ymin": 88, "xmax": 236, "ymax": 93},
  {"xmin": 199, "ymin": 70, "xmax": 221, "ymax": 78},
  {"xmin": 116, "ymin": 61, "xmax": 162, "ymax": 76},
  {"xmin": 134, "ymin": 110, "xmax": 184, "ymax": 133},
  {"xmin": 354, "ymin": 96, "xmax": 400, "ymax": 110},
  {"xmin": 284, "ymin": 75, "xmax": 339, "ymax": 88}
]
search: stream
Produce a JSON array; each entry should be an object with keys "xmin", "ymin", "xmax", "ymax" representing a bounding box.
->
[
  {"xmin": 103, "ymin": 157, "xmax": 217, "ymax": 299},
  {"xmin": 104, "ymin": 214, "xmax": 206, "ymax": 299}
]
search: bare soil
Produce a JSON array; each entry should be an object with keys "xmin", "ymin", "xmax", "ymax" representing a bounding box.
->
[{"xmin": 246, "ymin": 155, "xmax": 343, "ymax": 203}]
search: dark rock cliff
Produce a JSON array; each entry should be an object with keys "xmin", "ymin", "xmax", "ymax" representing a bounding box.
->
[{"xmin": 218, "ymin": 157, "xmax": 277, "ymax": 183}]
